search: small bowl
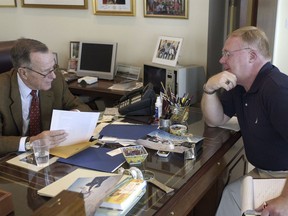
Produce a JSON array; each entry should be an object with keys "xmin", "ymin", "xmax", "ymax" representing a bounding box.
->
[
  {"xmin": 121, "ymin": 145, "xmax": 148, "ymax": 165},
  {"xmin": 169, "ymin": 124, "xmax": 188, "ymax": 136}
]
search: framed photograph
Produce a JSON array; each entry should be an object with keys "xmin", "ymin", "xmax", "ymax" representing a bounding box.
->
[
  {"xmin": 0, "ymin": 0, "xmax": 16, "ymax": 7},
  {"xmin": 144, "ymin": 0, "xmax": 188, "ymax": 19},
  {"xmin": 152, "ymin": 36, "xmax": 183, "ymax": 67},
  {"xmin": 70, "ymin": 41, "xmax": 80, "ymax": 59},
  {"xmin": 52, "ymin": 52, "xmax": 58, "ymax": 65},
  {"xmin": 93, "ymin": 0, "xmax": 135, "ymax": 16},
  {"xmin": 21, "ymin": 0, "xmax": 88, "ymax": 9},
  {"xmin": 67, "ymin": 59, "xmax": 78, "ymax": 72}
]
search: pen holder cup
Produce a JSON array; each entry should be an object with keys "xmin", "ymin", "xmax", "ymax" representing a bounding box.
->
[{"xmin": 170, "ymin": 106, "xmax": 189, "ymax": 124}]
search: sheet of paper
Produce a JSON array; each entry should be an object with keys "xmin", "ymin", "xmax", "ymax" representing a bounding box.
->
[
  {"xmin": 253, "ymin": 178, "xmax": 286, "ymax": 208},
  {"xmin": 50, "ymin": 110, "xmax": 100, "ymax": 146}
]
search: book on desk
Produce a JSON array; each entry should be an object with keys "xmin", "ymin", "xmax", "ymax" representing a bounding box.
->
[{"xmin": 95, "ymin": 178, "xmax": 146, "ymax": 216}]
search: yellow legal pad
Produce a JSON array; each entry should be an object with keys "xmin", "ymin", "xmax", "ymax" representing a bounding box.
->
[{"xmin": 50, "ymin": 140, "xmax": 97, "ymax": 159}]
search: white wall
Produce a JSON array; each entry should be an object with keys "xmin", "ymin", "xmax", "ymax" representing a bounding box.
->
[
  {"xmin": 0, "ymin": 0, "xmax": 209, "ymax": 76},
  {"xmin": 273, "ymin": 0, "xmax": 288, "ymax": 74}
]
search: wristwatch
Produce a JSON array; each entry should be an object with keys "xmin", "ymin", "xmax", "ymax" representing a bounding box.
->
[{"xmin": 25, "ymin": 137, "xmax": 32, "ymax": 151}]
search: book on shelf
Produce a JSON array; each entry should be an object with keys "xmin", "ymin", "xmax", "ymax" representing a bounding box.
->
[
  {"xmin": 99, "ymin": 178, "xmax": 147, "ymax": 212},
  {"xmin": 241, "ymin": 176, "xmax": 286, "ymax": 215}
]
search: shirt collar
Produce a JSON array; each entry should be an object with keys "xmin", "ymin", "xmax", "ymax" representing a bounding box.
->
[
  {"xmin": 248, "ymin": 62, "xmax": 274, "ymax": 94},
  {"xmin": 17, "ymin": 73, "xmax": 35, "ymax": 98}
]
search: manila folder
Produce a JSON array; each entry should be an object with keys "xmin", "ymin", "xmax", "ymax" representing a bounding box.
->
[{"xmin": 50, "ymin": 140, "xmax": 97, "ymax": 159}]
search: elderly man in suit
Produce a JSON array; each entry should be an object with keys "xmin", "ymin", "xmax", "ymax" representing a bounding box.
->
[{"xmin": 0, "ymin": 38, "xmax": 91, "ymax": 155}]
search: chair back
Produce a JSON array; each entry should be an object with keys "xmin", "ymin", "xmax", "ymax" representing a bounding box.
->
[{"xmin": 0, "ymin": 40, "xmax": 15, "ymax": 74}]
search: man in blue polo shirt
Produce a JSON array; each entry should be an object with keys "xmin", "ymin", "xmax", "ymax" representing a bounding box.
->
[{"xmin": 201, "ymin": 26, "xmax": 288, "ymax": 216}]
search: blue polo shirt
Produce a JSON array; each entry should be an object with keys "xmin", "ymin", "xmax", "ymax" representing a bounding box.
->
[{"xmin": 220, "ymin": 62, "xmax": 288, "ymax": 171}]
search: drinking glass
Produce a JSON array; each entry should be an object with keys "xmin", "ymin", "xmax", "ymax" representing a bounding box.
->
[{"xmin": 32, "ymin": 138, "xmax": 50, "ymax": 167}]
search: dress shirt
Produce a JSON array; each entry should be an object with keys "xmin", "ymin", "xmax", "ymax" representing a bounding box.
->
[{"xmin": 17, "ymin": 73, "xmax": 35, "ymax": 151}]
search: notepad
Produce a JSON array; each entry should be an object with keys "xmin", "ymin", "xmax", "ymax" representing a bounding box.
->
[{"xmin": 241, "ymin": 176, "xmax": 286, "ymax": 214}]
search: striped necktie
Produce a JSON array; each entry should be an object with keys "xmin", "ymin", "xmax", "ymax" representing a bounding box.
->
[{"xmin": 29, "ymin": 90, "xmax": 41, "ymax": 136}]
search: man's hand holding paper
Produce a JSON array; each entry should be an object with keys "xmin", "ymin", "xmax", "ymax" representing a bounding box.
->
[{"xmin": 50, "ymin": 110, "xmax": 100, "ymax": 146}]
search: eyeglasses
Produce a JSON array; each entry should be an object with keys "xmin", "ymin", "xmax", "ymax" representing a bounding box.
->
[
  {"xmin": 22, "ymin": 64, "xmax": 59, "ymax": 78},
  {"xmin": 222, "ymin": 48, "xmax": 250, "ymax": 58}
]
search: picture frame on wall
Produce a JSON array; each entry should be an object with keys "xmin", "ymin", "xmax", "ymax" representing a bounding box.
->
[
  {"xmin": 53, "ymin": 52, "xmax": 58, "ymax": 65},
  {"xmin": 21, "ymin": 0, "xmax": 88, "ymax": 9},
  {"xmin": 0, "ymin": 0, "xmax": 16, "ymax": 7},
  {"xmin": 144, "ymin": 0, "xmax": 188, "ymax": 19},
  {"xmin": 93, "ymin": 0, "xmax": 135, "ymax": 16},
  {"xmin": 152, "ymin": 36, "xmax": 183, "ymax": 67}
]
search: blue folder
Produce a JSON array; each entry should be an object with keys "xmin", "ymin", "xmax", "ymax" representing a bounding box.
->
[
  {"xmin": 99, "ymin": 124, "xmax": 158, "ymax": 140},
  {"xmin": 58, "ymin": 147, "xmax": 125, "ymax": 173}
]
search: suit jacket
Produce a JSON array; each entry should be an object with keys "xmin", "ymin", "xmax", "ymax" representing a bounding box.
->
[{"xmin": 0, "ymin": 69, "xmax": 92, "ymax": 154}]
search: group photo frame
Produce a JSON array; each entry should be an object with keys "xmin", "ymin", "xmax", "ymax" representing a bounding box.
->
[
  {"xmin": 0, "ymin": 0, "xmax": 16, "ymax": 7},
  {"xmin": 152, "ymin": 36, "xmax": 183, "ymax": 67},
  {"xmin": 93, "ymin": 0, "xmax": 135, "ymax": 16},
  {"xmin": 144, "ymin": 0, "xmax": 188, "ymax": 19},
  {"xmin": 21, "ymin": 0, "xmax": 88, "ymax": 9}
]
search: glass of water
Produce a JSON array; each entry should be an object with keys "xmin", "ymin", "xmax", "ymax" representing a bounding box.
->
[{"xmin": 32, "ymin": 138, "xmax": 50, "ymax": 167}]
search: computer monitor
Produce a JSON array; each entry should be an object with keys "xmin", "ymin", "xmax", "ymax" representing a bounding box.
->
[{"xmin": 76, "ymin": 41, "xmax": 118, "ymax": 80}]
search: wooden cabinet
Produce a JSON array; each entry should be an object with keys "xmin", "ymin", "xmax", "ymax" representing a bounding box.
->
[{"xmin": 191, "ymin": 138, "xmax": 247, "ymax": 216}]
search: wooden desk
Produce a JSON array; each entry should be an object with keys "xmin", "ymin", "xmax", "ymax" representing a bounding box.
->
[
  {"xmin": 68, "ymin": 79, "xmax": 141, "ymax": 108},
  {"xmin": 0, "ymin": 108, "xmax": 246, "ymax": 216}
]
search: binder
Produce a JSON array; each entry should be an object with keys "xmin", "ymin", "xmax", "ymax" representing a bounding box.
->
[
  {"xmin": 100, "ymin": 124, "xmax": 158, "ymax": 140},
  {"xmin": 58, "ymin": 147, "xmax": 126, "ymax": 173}
]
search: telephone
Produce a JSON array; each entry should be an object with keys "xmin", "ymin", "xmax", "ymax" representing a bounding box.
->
[{"xmin": 118, "ymin": 82, "xmax": 156, "ymax": 116}]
